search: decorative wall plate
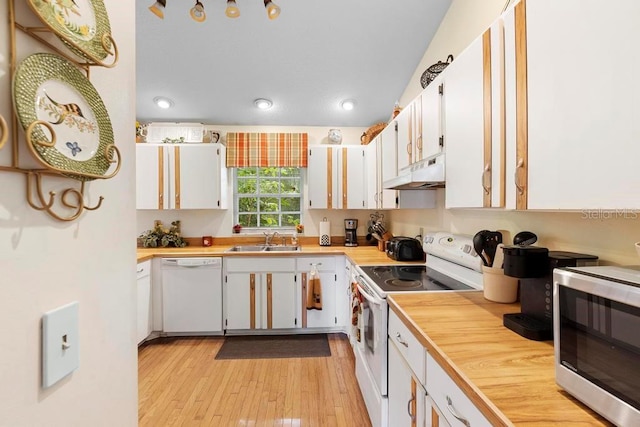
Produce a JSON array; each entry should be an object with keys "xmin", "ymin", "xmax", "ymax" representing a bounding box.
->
[
  {"xmin": 12, "ymin": 53, "xmax": 113, "ymax": 180},
  {"xmin": 26, "ymin": 0, "xmax": 113, "ymax": 61}
]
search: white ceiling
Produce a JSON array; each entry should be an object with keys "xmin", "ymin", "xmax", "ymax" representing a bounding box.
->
[{"xmin": 135, "ymin": 0, "xmax": 452, "ymax": 127}]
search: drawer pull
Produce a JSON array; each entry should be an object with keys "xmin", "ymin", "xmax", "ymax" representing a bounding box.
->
[
  {"xmin": 446, "ymin": 395, "xmax": 470, "ymax": 427},
  {"xmin": 515, "ymin": 158, "xmax": 525, "ymax": 195},
  {"xmin": 395, "ymin": 332, "xmax": 408, "ymax": 348},
  {"xmin": 407, "ymin": 397, "xmax": 416, "ymax": 421},
  {"xmin": 137, "ymin": 268, "xmax": 144, "ymax": 274}
]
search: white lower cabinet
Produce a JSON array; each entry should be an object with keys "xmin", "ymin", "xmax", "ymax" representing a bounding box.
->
[
  {"xmin": 388, "ymin": 310, "xmax": 426, "ymax": 427},
  {"xmin": 296, "ymin": 256, "xmax": 346, "ymax": 330},
  {"xmin": 426, "ymin": 395, "xmax": 451, "ymax": 427},
  {"xmin": 224, "ymin": 258, "xmax": 299, "ymax": 331},
  {"xmin": 426, "ymin": 352, "xmax": 491, "ymax": 427},
  {"xmin": 136, "ymin": 260, "xmax": 152, "ymax": 344},
  {"xmin": 388, "ymin": 337, "xmax": 426, "ymax": 427},
  {"xmin": 389, "ymin": 308, "xmax": 491, "ymax": 426}
]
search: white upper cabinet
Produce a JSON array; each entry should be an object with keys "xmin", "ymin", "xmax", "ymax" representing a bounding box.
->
[
  {"xmin": 307, "ymin": 145, "xmax": 366, "ymax": 209},
  {"xmin": 443, "ymin": 0, "xmax": 640, "ymax": 210},
  {"xmin": 379, "ymin": 124, "xmax": 399, "ymax": 209},
  {"xmin": 340, "ymin": 146, "xmax": 366, "ymax": 209},
  {"xmin": 136, "ymin": 143, "xmax": 228, "ymax": 210},
  {"xmin": 365, "ymin": 127, "xmax": 399, "ymax": 210},
  {"xmin": 421, "ymin": 76, "xmax": 445, "ymax": 160},
  {"xmin": 136, "ymin": 144, "xmax": 166, "ymax": 209},
  {"xmin": 307, "ymin": 146, "xmax": 339, "ymax": 209},
  {"xmin": 364, "ymin": 138, "xmax": 379, "ymax": 209},
  {"xmin": 444, "ymin": 22, "xmax": 503, "ymax": 209},
  {"xmin": 396, "ymin": 101, "xmax": 418, "ymax": 171},
  {"xmin": 504, "ymin": 0, "xmax": 640, "ymax": 210},
  {"xmin": 444, "ymin": 35, "xmax": 486, "ymax": 208}
]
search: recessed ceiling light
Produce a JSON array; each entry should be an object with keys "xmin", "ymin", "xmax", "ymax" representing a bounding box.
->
[
  {"xmin": 254, "ymin": 98, "xmax": 273, "ymax": 110},
  {"xmin": 341, "ymin": 99, "xmax": 356, "ymax": 111},
  {"xmin": 153, "ymin": 96, "xmax": 174, "ymax": 109}
]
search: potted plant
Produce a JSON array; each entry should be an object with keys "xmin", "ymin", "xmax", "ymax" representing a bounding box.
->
[{"xmin": 138, "ymin": 220, "xmax": 187, "ymax": 248}]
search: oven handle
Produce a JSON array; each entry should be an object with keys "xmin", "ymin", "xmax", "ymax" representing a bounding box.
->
[{"xmin": 356, "ymin": 280, "xmax": 384, "ymax": 306}]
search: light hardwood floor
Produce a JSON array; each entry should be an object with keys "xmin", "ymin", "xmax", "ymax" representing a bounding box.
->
[{"xmin": 138, "ymin": 333, "xmax": 372, "ymax": 426}]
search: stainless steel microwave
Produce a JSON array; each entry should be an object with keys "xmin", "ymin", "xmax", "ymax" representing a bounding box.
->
[{"xmin": 554, "ymin": 266, "xmax": 640, "ymax": 426}]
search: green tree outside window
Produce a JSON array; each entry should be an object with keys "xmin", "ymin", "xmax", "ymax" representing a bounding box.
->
[{"xmin": 234, "ymin": 167, "xmax": 302, "ymax": 229}]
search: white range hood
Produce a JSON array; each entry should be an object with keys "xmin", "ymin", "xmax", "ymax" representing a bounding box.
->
[{"xmin": 383, "ymin": 153, "xmax": 445, "ymax": 190}]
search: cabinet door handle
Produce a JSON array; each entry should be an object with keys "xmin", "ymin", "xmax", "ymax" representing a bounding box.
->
[
  {"xmin": 137, "ymin": 268, "xmax": 144, "ymax": 274},
  {"xmin": 515, "ymin": 158, "xmax": 525, "ymax": 195},
  {"xmin": 395, "ymin": 332, "xmax": 409, "ymax": 348},
  {"xmin": 446, "ymin": 395, "xmax": 470, "ymax": 427},
  {"xmin": 407, "ymin": 397, "xmax": 416, "ymax": 421},
  {"xmin": 482, "ymin": 163, "xmax": 491, "ymax": 195}
]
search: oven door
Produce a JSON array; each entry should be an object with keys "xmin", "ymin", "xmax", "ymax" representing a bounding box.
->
[{"xmin": 356, "ymin": 276, "xmax": 388, "ymax": 396}]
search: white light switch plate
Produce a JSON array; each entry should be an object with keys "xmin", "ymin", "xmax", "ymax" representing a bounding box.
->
[{"xmin": 42, "ymin": 301, "xmax": 79, "ymax": 388}]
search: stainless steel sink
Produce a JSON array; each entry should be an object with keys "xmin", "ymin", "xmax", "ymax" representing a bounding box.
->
[
  {"xmin": 225, "ymin": 245, "xmax": 300, "ymax": 253},
  {"xmin": 264, "ymin": 245, "xmax": 301, "ymax": 252},
  {"xmin": 225, "ymin": 245, "xmax": 268, "ymax": 252}
]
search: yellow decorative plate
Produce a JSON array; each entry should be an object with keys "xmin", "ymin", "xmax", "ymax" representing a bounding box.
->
[
  {"xmin": 12, "ymin": 53, "xmax": 114, "ymax": 181},
  {"xmin": 26, "ymin": 0, "xmax": 113, "ymax": 62}
]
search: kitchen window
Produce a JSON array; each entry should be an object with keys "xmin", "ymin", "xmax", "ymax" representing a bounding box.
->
[{"xmin": 234, "ymin": 167, "xmax": 302, "ymax": 228}]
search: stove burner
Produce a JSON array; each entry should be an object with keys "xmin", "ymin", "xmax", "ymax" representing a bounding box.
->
[
  {"xmin": 398, "ymin": 266, "xmax": 426, "ymax": 275},
  {"xmin": 372, "ymin": 266, "xmax": 391, "ymax": 274},
  {"xmin": 385, "ymin": 278, "xmax": 423, "ymax": 288}
]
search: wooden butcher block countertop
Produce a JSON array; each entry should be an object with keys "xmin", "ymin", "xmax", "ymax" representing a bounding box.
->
[
  {"xmin": 137, "ymin": 242, "xmax": 421, "ymax": 266},
  {"xmin": 388, "ymin": 292, "xmax": 611, "ymax": 426}
]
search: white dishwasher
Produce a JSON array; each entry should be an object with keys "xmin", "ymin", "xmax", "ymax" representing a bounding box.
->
[{"xmin": 161, "ymin": 257, "xmax": 223, "ymax": 334}]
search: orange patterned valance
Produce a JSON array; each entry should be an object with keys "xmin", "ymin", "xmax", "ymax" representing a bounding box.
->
[{"xmin": 225, "ymin": 133, "xmax": 308, "ymax": 168}]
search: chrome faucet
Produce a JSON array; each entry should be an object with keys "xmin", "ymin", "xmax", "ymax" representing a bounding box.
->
[{"xmin": 264, "ymin": 231, "xmax": 279, "ymax": 246}]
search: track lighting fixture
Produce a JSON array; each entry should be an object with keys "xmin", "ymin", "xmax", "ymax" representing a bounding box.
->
[
  {"xmin": 148, "ymin": 0, "xmax": 281, "ymax": 21},
  {"xmin": 190, "ymin": 1, "xmax": 206, "ymax": 22},
  {"xmin": 225, "ymin": 0, "xmax": 240, "ymax": 18},
  {"xmin": 148, "ymin": 0, "xmax": 166, "ymax": 19},
  {"xmin": 264, "ymin": 0, "xmax": 281, "ymax": 20}
]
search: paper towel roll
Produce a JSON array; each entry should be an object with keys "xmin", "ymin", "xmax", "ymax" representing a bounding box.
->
[{"xmin": 319, "ymin": 219, "xmax": 331, "ymax": 246}]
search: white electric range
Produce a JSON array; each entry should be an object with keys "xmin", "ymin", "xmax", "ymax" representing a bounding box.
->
[{"xmin": 353, "ymin": 232, "xmax": 484, "ymax": 427}]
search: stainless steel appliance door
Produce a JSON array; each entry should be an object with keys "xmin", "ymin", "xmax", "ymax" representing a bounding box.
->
[
  {"xmin": 356, "ymin": 279, "xmax": 388, "ymax": 396},
  {"xmin": 554, "ymin": 270, "xmax": 640, "ymax": 426}
]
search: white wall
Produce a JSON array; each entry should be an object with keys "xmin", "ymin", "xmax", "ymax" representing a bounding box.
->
[
  {"xmin": 391, "ymin": 0, "xmax": 640, "ymax": 266},
  {"xmin": 136, "ymin": 125, "xmax": 372, "ymax": 239},
  {"xmin": 0, "ymin": 2, "xmax": 138, "ymax": 426}
]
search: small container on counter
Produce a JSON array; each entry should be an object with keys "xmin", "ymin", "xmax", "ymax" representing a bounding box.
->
[
  {"xmin": 482, "ymin": 265, "xmax": 519, "ymax": 303},
  {"xmin": 202, "ymin": 236, "xmax": 213, "ymax": 247}
]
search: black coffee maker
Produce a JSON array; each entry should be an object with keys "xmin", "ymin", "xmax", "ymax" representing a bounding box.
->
[
  {"xmin": 502, "ymin": 248, "xmax": 598, "ymax": 341},
  {"xmin": 344, "ymin": 219, "xmax": 358, "ymax": 247}
]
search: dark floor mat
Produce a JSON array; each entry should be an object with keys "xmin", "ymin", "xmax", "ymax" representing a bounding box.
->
[{"xmin": 215, "ymin": 334, "xmax": 331, "ymax": 360}]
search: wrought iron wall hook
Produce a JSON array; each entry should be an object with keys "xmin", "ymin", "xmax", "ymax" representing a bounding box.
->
[
  {"xmin": 26, "ymin": 172, "xmax": 85, "ymax": 221},
  {"xmin": 25, "ymin": 172, "xmax": 56, "ymax": 212},
  {"xmin": 3, "ymin": 0, "xmax": 121, "ymax": 221},
  {"xmin": 61, "ymin": 181, "xmax": 104, "ymax": 212}
]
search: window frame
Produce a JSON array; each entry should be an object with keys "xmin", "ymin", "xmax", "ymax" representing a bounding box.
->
[{"xmin": 233, "ymin": 166, "xmax": 304, "ymax": 231}]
